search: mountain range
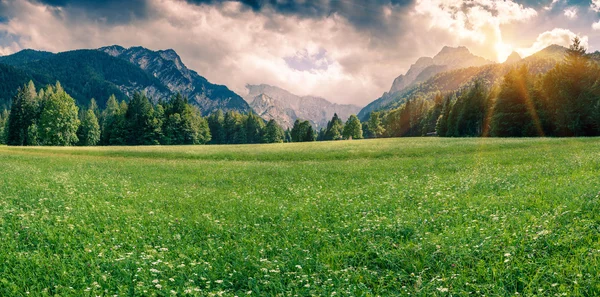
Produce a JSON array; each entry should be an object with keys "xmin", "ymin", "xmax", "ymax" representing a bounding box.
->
[
  {"xmin": 245, "ymin": 84, "xmax": 361, "ymax": 129},
  {"xmin": 0, "ymin": 46, "xmax": 251, "ymax": 115},
  {"xmin": 357, "ymin": 44, "xmax": 572, "ymax": 119},
  {"xmin": 0, "ymin": 43, "xmax": 588, "ymax": 127}
]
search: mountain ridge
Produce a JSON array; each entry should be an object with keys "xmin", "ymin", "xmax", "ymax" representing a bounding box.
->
[
  {"xmin": 358, "ymin": 44, "xmax": 571, "ymax": 120},
  {"xmin": 98, "ymin": 45, "xmax": 251, "ymax": 115},
  {"xmin": 245, "ymin": 84, "xmax": 361, "ymax": 129}
]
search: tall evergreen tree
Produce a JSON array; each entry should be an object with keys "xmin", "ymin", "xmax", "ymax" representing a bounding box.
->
[
  {"xmin": 367, "ymin": 111, "xmax": 385, "ymax": 138},
  {"xmin": 490, "ymin": 66, "xmax": 541, "ymax": 137},
  {"xmin": 125, "ymin": 92, "xmax": 162, "ymax": 145},
  {"xmin": 37, "ymin": 82, "xmax": 80, "ymax": 146},
  {"xmin": 263, "ymin": 119, "xmax": 284, "ymax": 143},
  {"xmin": 207, "ymin": 110, "xmax": 226, "ymax": 144},
  {"xmin": 6, "ymin": 81, "xmax": 38, "ymax": 146},
  {"xmin": 0, "ymin": 109, "xmax": 8, "ymax": 144},
  {"xmin": 245, "ymin": 112, "xmax": 265, "ymax": 144},
  {"xmin": 324, "ymin": 113, "xmax": 343, "ymax": 140},
  {"xmin": 78, "ymin": 107, "xmax": 101, "ymax": 146},
  {"xmin": 436, "ymin": 95, "xmax": 453, "ymax": 137},
  {"xmin": 343, "ymin": 114, "xmax": 363, "ymax": 139},
  {"xmin": 290, "ymin": 119, "xmax": 314, "ymax": 142}
]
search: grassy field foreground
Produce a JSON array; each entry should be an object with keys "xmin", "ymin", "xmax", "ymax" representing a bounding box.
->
[{"xmin": 0, "ymin": 138, "xmax": 599, "ymax": 296}]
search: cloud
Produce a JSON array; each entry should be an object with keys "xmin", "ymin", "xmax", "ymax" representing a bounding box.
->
[
  {"xmin": 593, "ymin": 20, "xmax": 600, "ymax": 30},
  {"xmin": 517, "ymin": 28, "xmax": 588, "ymax": 56},
  {"xmin": 592, "ymin": 0, "xmax": 600, "ymax": 12},
  {"xmin": 564, "ymin": 7, "xmax": 577, "ymax": 19},
  {"xmin": 25, "ymin": 0, "xmax": 149, "ymax": 24},
  {"xmin": 414, "ymin": 0, "xmax": 538, "ymax": 61},
  {"xmin": 1, "ymin": 0, "xmax": 600, "ymax": 107}
]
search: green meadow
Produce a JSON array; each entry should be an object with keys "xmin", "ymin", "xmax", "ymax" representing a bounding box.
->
[{"xmin": 0, "ymin": 138, "xmax": 599, "ymax": 296}]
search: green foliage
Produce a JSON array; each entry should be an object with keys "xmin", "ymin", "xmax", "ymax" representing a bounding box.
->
[
  {"xmin": 101, "ymin": 95, "xmax": 127, "ymax": 145},
  {"xmin": 1, "ymin": 138, "xmax": 600, "ymax": 295},
  {"xmin": 263, "ymin": 119, "xmax": 285, "ymax": 143},
  {"xmin": 447, "ymin": 80, "xmax": 489, "ymax": 137},
  {"xmin": 245, "ymin": 112, "xmax": 265, "ymax": 144},
  {"xmin": 207, "ymin": 110, "xmax": 226, "ymax": 144},
  {"xmin": 125, "ymin": 92, "xmax": 162, "ymax": 145},
  {"xmin": 161, "ymin": 94, "xmax": 211, "ymax": 145},
  {"xmin": 290, "ymin": 119, "xmax": 315, "ymax": 142},
  {"xmin": 0, "ymin": 109, "xmax": 8, "ymax": 144},
  {"xmin": 37, "ymin": 82, "xmax": 80, "ymax": 146},
  {"xmin": 490, "ymin": 66, "xmax": 541, "ymax": 137},
  {"xmin": 224, "ymin": 111, "xmax": 247, "ymax": 144},
  {"xmin": 375, "ymin": 38, "xmax": 600, "ymax": 139},
  {"xmin": 324, "ymin": 113, "xmax": 343, "ymax": 140},
  {"xmin": 77, "ymin": 108, "xmax": 101, "ymax": 146},
  {"xmin": 366, "ymin": 111, "xmax": 385, "ymax": 138},
  {"xmin": 6, "ymin": 81, "xmax": 39, "ymax": 145},
  {"xmin": 342, "ymin": 114, "xmax": 363, "ymax": 139}
]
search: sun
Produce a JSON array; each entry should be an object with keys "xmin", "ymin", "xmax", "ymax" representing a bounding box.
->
[{"xmin": 495, "ymin": 42, "xmax": 514, "ymax": 63}]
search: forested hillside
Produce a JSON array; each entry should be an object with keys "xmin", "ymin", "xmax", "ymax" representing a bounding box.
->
[
  {"xmin": 360, "ymin": 38, "xmax": 600, "ymax": 138},
  {"xmin": 0, "ymin": 46, "xmax": 252, "ymax": 115}
]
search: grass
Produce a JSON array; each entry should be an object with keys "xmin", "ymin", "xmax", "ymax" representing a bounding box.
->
[{"xmin": 0, "ymin": 138, "xmax": 599, "ymax": 296}]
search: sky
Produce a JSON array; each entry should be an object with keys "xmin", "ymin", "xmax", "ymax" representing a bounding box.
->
[{"xmin": 1, "ymin": 0, "xmax": 600, "ymax": 106}]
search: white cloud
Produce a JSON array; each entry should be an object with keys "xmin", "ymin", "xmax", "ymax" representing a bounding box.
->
[
  {"xmin": 414, "ymin": 0, "xmax": 537, "ymax": 61},
  {"xmin": 593, "ymin": 21, "xmax": 600, "ymax": 31},
  {"xmin": 517, "ymin": 28, "xmax": 588, "ymax": 57},
  {"xmin": 592, "ymin": 0, "xmax": 600, "ymax": 12},
  {"xmin": 564, "ymin": 8, "xmax": 577, "ymax": 19}
]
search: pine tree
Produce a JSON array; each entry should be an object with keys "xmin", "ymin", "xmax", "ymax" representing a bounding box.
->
[
  {"xmin": 125, "ymin": 92, "xmax": 161, "ymax": 145},
  {"xmin": 367, "ymin": 112, "xmax": 385, "ymax": 138},
  {"xmin": 263, "ymin": 119, "xmax": 284, "ymax": 143},
  {"xmin": 0, "ymin": 109, "xmax": 8, "ymax": 144},
  {"xmin": 207, "ymin": 110, "xmax": 226, "ymax": 144},
  {"xmin": 436, "ymin": 95, "xmax": 453, "ymax": 137},
  {"xmin": 37, "ymin": 82, "xmax": 80, "ymax": 146},
  {"xmin": 6, "ymin": 81, "xmax": 38, "ymax": 145},
  {"xmin": 343, "ymin": 114, "xmax": 363, "ymax": 139},
  {"xmin": 324, "ymin": 113, "xmax": 343, "ymax": 140},
  {"xmin": 490, "ymin": 66, "xmax": 540, "ymax": 137},
  {"xmin": 245, "ymin": 112, "xmax": 265, "ymax": 144},
  {"xmin": 78, "ymin": 108, "xmax": 101, "ymax": 146}
]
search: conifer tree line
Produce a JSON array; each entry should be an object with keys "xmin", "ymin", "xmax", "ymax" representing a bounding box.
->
[
  {"xmin": 0, "ymin": 81, "xmax": 366, "ymax": 146},
  {"xmin": 363, "ymin": 38, "xmax": 600, "ymax": 138},
  {"xmin": 0, "ymin": 82, "xmax": 285, "ymax": 146}
]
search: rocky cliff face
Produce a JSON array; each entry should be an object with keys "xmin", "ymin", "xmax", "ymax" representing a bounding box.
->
[
  {"xmin": 504, "ymin": 52, "xmax": 522, "ymax": 64},
  {"xmin": 245, "ymin": 84, "xmax": 362, "ymax": 129},
  {"xmin": 388, "ymin": 46, "xmax": 492, "ymax": 94},
  {"xmin": 359, "ymin": 46, "xmax": 493, "ymax": 119},
  {"xmin": 98, "ymin": 45, "xmax": 251, "ymax": 115}
]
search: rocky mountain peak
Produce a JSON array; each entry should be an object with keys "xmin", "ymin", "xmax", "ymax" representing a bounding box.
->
[
  {"xmin": 245, "ymin": 84, "xmax": 361, "ymax": 129},
  {"xmin": 437, "ymin": 46, "xmax": 471, "ymax": 56},
  {"xmin": 97, "ymin": 45, "xmax": 126, "ymax": 57},
  {"xmin": 96, "ymin": 45, "xmax": 250, "ymax": 115},
  {"xmin": 504, "ymin": 51, "xmax": 522, "ymax": 64}
]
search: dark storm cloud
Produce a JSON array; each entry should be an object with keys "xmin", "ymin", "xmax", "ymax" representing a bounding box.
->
[
  {"xmin": 186, "ymin": 0, "xmax": 416, "ymax": 32},
  {"xmin": 26, "ymin": 0, "xmax": 149, "ymax": 23}
]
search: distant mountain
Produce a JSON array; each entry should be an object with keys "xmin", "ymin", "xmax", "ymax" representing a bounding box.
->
[
  {"xmin": 389, "ymin": 46, "xmax": 492, "ymax": 94},
  {"xmin": 504, "ymin": 52, "xmax": 522, "ymax": 64},
  {"xmin": 358, "ymin": 45, "xmax": 570, "ymax": 120},
  {"xmin": 0, "ymin": 49, "xmax": 169, "ymax": 109},
  {"xmin": 0, "ymin": 49, "xmax": 54, "ymax": 66},
  {"xmin": 0, "ymin": 46, "xmax": 251, "ymax": 115},
  {"xmin": 245, "ymin": 84, "xmax": 362, "ymax": 129},
  {"xmin": 99, "ymin": 45, "xmax": 250, "ymax": 115}
]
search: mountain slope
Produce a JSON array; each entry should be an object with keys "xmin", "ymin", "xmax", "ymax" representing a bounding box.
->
[
  {"xmin": 388, "ymin": 46, "xmax": 492, "ymax": 94},
  {"xmin": 359, "ymin": 45, "xmax": 569, "ymax": 119},
  {"xmin": 0, "ymin": 49, "xmax": 169, "ymax": 108},
  {"xmin": 245, "ymin": 84, "xmax": 361, "ymax": 129},
  {"xmin": 99, "ymin": 45, "xmax": 251, "ymax": 115}
]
